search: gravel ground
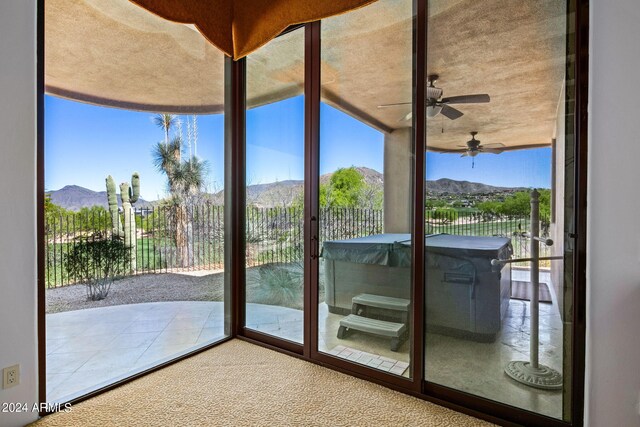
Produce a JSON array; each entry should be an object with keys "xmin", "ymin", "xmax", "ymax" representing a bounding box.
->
[
  {"xmin": 46, "ymin": 265, "xmax": 322, "ymax": 314},
  {"xmin": 46, "ymin": 272, "xmax": 225, "ymax": 314}
]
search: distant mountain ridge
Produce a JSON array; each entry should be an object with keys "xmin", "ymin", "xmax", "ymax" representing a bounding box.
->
[
  {"xmin": 48, "ymin": 170, "xmax": 532, "ymax": 210},
  {"xmin": 426, "ymin": 178, "xmax": 528, "ymax": 195},
  {"xmin": 47, "ymin": 185, "xmax": 152, "ymax": 212},
  {"xmin": 209, "ymin": 166, "xmax": 384, "ymax": 207}
]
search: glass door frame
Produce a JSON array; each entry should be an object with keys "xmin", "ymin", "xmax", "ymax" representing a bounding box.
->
[
  {"xmin": 231, "ymin": 24, "xmax": 307, "ymax": 356},
  {"xmin": 235, "ymin": 10, "xmax": 425, "ymax": 390},
  {"xmin": 304, "ymin": 5, "xmax": 426, "ymax": 392},
  {"xmin": 419, "ymin": 2, "xmax": 588, "ymax": 426}
]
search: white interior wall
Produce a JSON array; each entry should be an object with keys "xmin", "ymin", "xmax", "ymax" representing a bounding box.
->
[
  {"xmin": 586, "ymin": 0, "xmax": 640, "ymax": 425},
  {"xmin": 0, "ymin": 1, "xmax": 39, "ymax": 426}
]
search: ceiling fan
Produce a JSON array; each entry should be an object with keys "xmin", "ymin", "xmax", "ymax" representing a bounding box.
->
[
  {"xmin": 377, "ymin": 74, "xmax": 491, "ymax": 121},
  {"xmin": 453, "ymin": 131, "xmax": 505, "ymax": 168}
]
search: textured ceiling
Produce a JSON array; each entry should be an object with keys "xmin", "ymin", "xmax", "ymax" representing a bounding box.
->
[
  {"xmin": 45, "ymin": 0, "xmax": 567, "ymax": 150},
  {"xmin": 45, "ymin": 0, "xmax": 226, "ymax": 113},
  {"xmin": 425, "ymin": 0, "xmax": 566, "ymax": 151},
  {"xmin": 316, "ymin": 0, "xmax": 567, "ymax": 151}
]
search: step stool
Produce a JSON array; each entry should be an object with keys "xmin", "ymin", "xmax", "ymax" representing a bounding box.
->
[{"xmin": 337, "ymin": 293, "xmax": 410, "ymax": 351}]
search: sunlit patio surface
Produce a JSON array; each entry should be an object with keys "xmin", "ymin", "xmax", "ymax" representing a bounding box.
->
[
  {"xmin": 47, "ymin": 270, "xmax": 561, "ymax": 419},
  {"xmin": 46, "ymin": 301, "xmax": 226, "ymax": 403}
]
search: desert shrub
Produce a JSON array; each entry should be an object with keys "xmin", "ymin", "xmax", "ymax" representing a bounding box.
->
[
  {"xmin": 254, "ymin": 263, "xmax": 303, "ymax": 308},
  {"xmin": 64, "ymin": 239, "xmax": 130, "ymax": 300}
]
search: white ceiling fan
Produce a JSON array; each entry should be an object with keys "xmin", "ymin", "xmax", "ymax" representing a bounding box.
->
[{"xmin": 377, "ymin": 74, "xmax": 490, "ymax": 122}]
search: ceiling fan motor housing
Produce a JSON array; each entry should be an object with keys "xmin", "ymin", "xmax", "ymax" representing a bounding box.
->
[{"xmin": 427, "ymin": 85, "xmax": 443, "ymax": 100}]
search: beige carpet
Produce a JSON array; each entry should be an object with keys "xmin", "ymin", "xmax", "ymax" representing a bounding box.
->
[{"xmin": 31, "ymin": 340, "xmax": 493, "ymax": 427}]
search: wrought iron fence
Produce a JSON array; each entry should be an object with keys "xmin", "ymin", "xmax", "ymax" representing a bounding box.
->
[
  {"xmin": 45, "ymin": 205, "xmax": 545, "ymax": 287},
  {"xmin": 45, "ymin": 204, "xmax": 224, "ymax": 287}
]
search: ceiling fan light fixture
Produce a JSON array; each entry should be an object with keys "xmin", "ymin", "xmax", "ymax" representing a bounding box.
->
[
  {"xmin": 427, "ymin": 85, "xmax": 443, "ymax": 99},
  {"xmin": 427, "ymin": 105, "xmax": 443, "ymax": 118}
]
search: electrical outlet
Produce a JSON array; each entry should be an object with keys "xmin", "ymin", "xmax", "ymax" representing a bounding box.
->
[{"xmin": 2, "ymin": 364, "xmax": 20, "ymax": 389}]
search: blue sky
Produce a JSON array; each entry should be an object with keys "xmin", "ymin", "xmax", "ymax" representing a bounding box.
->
[
  {"xmin": 45, "ymin": 96, "xmax": 225, "ymax": 201},
  {"xmin": 45, "ymin": 94, "xmax": 550, "ymax": 201}
]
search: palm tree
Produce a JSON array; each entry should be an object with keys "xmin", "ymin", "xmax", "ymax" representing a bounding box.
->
[{"xmin": 152, "ymin": 125, "xmax": 207, "ymax": 268}]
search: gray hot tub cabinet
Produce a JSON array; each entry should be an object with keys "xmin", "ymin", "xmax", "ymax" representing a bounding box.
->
[{"xmin": 322, "ymin": 233, "xmax": 512, "ymax": 341}]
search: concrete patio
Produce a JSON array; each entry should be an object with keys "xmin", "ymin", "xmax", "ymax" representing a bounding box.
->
[
  {"xmin": 47, "ymin": 269, "xmax": 561, "ymax": 419},
  {"xmin": 47, "ymin": 301, "xmax": 311, "ymax": 402}
]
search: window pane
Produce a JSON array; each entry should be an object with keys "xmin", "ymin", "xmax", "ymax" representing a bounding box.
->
[
  {"xmin": 244, "ymin": 29, "xmax": 305, "ymax": 344},
  {"xmin": 423, "ymin": 0, "xmax": 574, "ymax": 420},
  {"xmin": 45, "ymin": 1, "xmax": 227, "ymax": 403},
  {"xmin": 318, "ymin": 0, "xmax": 415, "ymax": 377}
]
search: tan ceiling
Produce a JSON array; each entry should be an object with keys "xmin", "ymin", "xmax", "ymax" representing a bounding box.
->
[
  {"xmin": 45, "ymin": 0, "xmax": 567, "ymax": 151},
  {"xmin": 46, "ymin": 0, "xmax": 226, "ymax": 113},
  {"xmin": 425, "ymin": 0, "xmax": 566, "ymax": 151}
]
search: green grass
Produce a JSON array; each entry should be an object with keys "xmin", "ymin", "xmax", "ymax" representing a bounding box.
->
[{"xmin": 429, "ymin": 219, "xmax": 529, "ymax": 237}]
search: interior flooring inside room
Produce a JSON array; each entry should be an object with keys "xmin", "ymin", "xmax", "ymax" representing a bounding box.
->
[{"xmin": 33, "ymin": 340, "xmax": 494, "ymax": 427}]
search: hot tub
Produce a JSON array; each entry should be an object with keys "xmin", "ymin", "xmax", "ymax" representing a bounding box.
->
[{"xmin": 322, "ymin": 233, "xmax": 512, "ymax": 341}]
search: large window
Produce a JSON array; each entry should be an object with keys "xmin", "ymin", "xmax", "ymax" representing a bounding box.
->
[
  {"xmin": 244, "ymin": 28, "xmax": 305, "ymax": 344},
  {"xmin": 423, "ymin": 0, "xmax": 575, "ymax": 421},
  {"xmin": 44, "ymin": 0, "xmax": 228, "ymax": 403},
  {"xmin": 41, "ymin": 0, "xmax": 586, "ymax": 424}
]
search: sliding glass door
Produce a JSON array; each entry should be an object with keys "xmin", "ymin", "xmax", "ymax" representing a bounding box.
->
[
  {"xmin": 236, "ymin": 0, "xmax": 584, "ymax": 423},
  {"xmin": 423, "ymin": 0, "xmax": 577, "ymax": 421},
  {"xmin": 316, "ymin": 0, "xmax": 416, "ymax": 377}
]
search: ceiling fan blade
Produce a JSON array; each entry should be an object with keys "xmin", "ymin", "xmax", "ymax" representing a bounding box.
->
[
  {"xmin": 460, "ymin": 152, "xmax": 469, "ymax": 157},
  {"xmin": 377, "ymin": 102, "xmax": 411, "ymax": 108},
  {"xmin": 441, "ymin": 94, "xmax": 490, "ymax": 104},
  {"xmin": 440, "ymin": 104, "xmax": 464, "ymax": 120},
  {"xmin": 481, "ymin": 148, "xmax": 505, "ymax": 154},
  {"xmin": 481, "ymin": 142, "xmax": 506, "ymax": 148}
]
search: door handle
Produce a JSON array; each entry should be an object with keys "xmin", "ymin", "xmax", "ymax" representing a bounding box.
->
[
  {"xmin": 310, "ymin": 216, "xmax": 319, "ymax": 259},
  {"xmin": 310, "ymin": 235, "xmax": 319, "ymax": 259}
]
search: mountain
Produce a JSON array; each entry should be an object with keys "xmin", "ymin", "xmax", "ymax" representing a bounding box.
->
[
  {"xmin": 49, "ymin": 171, "xmax": 529, "ymax": 210},
  {"xmin": 210, "ymin": 167, "xmax": 385, "ymax": 207},
  {"xmin": 47, "ymin": 185, "xmax": 153, "ymax": 211},
  {"xmin": 426, "ymin": 178, "xmax": 528, "ymax": 195}
]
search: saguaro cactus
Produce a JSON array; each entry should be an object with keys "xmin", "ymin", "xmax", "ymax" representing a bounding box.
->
[{"xmin": 106, "ymin": 173, "xmax": 140, "ymax": 271}]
